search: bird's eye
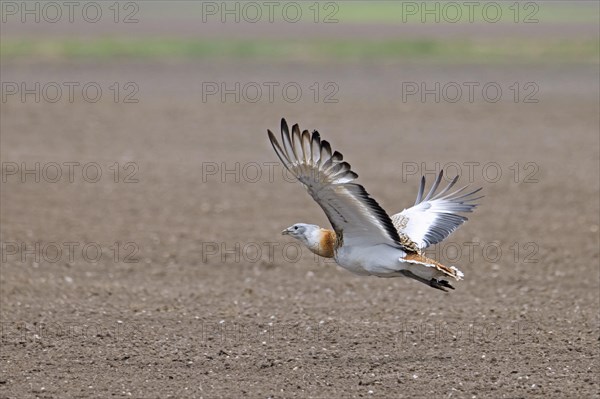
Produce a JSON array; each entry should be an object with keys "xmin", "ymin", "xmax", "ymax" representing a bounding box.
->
[{"xmin": 294, "ymin": 226, "xmax": 298, "ymax": 230}]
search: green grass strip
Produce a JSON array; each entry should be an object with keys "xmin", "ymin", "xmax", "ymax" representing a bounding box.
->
[{"xmin": 1, "ymin": 37, "xmax": 598, "ymax": 64}]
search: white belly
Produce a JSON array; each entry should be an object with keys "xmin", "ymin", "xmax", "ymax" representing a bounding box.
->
[{"xmin": 334, "ymin": 245, "xmax": 407, "ymax": 276}]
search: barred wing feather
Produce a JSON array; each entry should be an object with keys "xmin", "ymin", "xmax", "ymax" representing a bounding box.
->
[{"xmin": 268, "ymin": 118, "xmax": 405, "ymax": 249}]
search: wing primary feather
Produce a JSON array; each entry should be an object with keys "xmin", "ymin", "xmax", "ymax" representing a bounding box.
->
[
  {"xmin": 451, "ymin": 187, "xmax": 484, "ymax": 201},
  {"xmin": 291, "ymin": 124, "xmax": 304, "ymax": 169},
  {"xmin": 438, "ymin": 183, "xmax": 472, "ymax": 200},
  {"xmin": 329, "ymin": 161, "xmax": 351, "ymax": 178},
  {"xmin": 280, "ymin": 118, "xmax": 298, "ymax": 163},
  {"xmin": 432, "ymin": 174, "xmax": 460, "ymax": 200},
  {"xmin": 320, "ymin": 140, "xmax": 332, "ymax": 165},
  {"xmin": 268, "ymin": 129, "xmax": 291, "ymax": 166},
  {"xmin": 301, "ymin": 130, "xmax": 311, "ymax": 165},
  {"xmin": 311, "ymin": 131, "xmax": 321, "ymax": 166},
  {"xmin": 423, "ymin": 169, "xmax": 444, "ymax": 202},
  {"xmin": 465, "ymin": 195, "xmax": 485, "ymax": 202},
  {"xmin": 415, "ymin": 176, "xmax": 426, "ymax": 205},
  {"xmin": 323, "ymin": 151, "xmax": 344, "ymax": 172}
]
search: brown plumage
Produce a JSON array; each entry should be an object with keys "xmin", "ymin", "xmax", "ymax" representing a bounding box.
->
[
  {"xmin": 314, "ymin": 228, "xmax": 337, "ymax": 258},
  {"xmin": 401, "ymin": 252, "xmax": 463, "ymax": 280}
]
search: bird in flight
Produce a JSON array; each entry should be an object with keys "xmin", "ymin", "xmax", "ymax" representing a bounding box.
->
[{"xmin": 268, "ymin": 118, "xmax": 482, "ymax": 291}]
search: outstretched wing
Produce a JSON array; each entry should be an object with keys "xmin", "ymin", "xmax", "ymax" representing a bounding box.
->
[
  {"xmin": 268, "ymin": 118, "xmax": 405, "ymax": 249},
  {"xmin": 391, "ymin": 170, "xmax": 482, "ymax": 249}
]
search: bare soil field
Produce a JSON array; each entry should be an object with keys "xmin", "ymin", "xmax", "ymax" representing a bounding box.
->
[{"xmin": 1, "ymin": 60, "xmax": 598, "ymax": 398}]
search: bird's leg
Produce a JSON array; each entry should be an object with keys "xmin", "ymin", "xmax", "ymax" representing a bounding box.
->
[
  {"xmin": 400, "ymin": 270, "xmax": 450, "ymax": 292},
  {"xmin": 430, "ymin": 279, "xmax": 455, "ymax": 291}
]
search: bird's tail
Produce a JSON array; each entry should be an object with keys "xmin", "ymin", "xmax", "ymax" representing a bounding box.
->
[{"xmin": 399, "ymin": 253, "xmax": 463, "ymax": 292}]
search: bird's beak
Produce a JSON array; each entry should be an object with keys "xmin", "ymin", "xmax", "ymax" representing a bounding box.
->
[{"xmin": 281, "ymin": 228, "xmax": 290, "ymax": 235}]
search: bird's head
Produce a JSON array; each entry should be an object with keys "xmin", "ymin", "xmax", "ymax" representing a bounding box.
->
[
  {"xmin": 281, "ymin": 223, "xmax": 319, "ymax": 246},
  {"xmin": 281, "ymin": 223, "xmax": 336, "ymax": 258}
]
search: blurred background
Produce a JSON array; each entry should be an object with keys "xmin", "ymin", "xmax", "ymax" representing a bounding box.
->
[{"xmin": 1, "ymin": 1, "xmax": 599, "ymax": 398}]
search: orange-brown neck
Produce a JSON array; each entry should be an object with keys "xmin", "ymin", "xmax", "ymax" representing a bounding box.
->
[{"xmin": 311, "ymin": 228, "xmax": 337, "ymax": 258}]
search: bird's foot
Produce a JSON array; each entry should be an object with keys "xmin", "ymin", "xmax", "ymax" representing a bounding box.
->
[{"xmin": 429, "ymin": 278, "xmax": 455, "ymax": 292}]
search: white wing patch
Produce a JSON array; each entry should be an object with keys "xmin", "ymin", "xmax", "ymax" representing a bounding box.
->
[{"xmin": 392, "ymin": 171, "xmax": 482, "ymax": 249}]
